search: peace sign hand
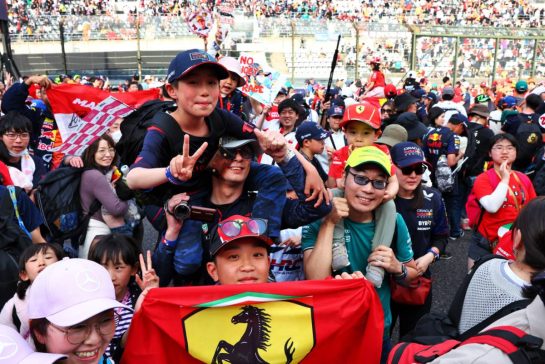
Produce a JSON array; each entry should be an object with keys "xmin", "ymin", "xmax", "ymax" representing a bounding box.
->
[
  {"xmin": 135, "ymin": 250, "xmax": 159, "ymax": 290},
  {"xmin": 169, "ymin": 134, "xmax": 208, "ymax": 182}
]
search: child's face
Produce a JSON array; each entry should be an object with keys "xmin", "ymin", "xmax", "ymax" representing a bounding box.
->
[
  {"xmin": 304, "ymin": 138, "xmax": 325, "ymax": 155},
  {"xmin": 21, "ymin": 248, "xmax": 59, "ymax": 283},
  {"xmin": 344, "ymin": 121, "xmax": 377, "ymax": 147},
  {"xmin": 41, "ymin": 310, "xmax": 115, "ymax": 364},
  {"xmin": 206, "ymin": 239, "xmax": 270, "ymax": 285},
  {"xmin": 219, "ymin": 72, "xmax": 240, "ymax": 96},
  {"xmin": 168, "ymin": 66, "xmax": 220, "ymax": 120},
  {"xmin": 100, "ymin": 257, "xmax": 137, "ymax": 301}
]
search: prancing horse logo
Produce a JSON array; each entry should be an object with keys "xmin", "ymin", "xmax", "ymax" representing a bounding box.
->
[{"xmin": 212, "ymin": 306, "xmax": 294, "ymax": 364}]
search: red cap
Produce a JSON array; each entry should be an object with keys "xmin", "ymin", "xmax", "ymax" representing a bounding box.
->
[
  {"xmin": 28, "ymin": 84, "xmax": 41, "ymax": 99},
  {"xmin": 480, "ymin": 82, "xmax": 488, "ymax": 88},
  {"xmin": 384, "ymin": 84, "xmax": 397, "ymax": 98},
  {"xmin": 370, "ymin": 57, "xmax": 381, "ymax": 64},
  {"xmin": 210, "ymin": 215, "xmax": 273, "ymax": 256},
  {"xmin": 0, "ymin": 161, "xmax": 13, "ymax": 185},
  {"xmin": 340, "ymin": 102, "xmax": 381, "ymax": 130}
]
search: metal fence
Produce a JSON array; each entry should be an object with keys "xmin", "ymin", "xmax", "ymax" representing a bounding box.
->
[{"xmin": 7, "ymin": 14, "xmax": 545, "ymax": 85}]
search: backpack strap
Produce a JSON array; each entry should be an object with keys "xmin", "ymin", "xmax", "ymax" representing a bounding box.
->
[
  {"xmin": 447, "ymin": 254, "xmax": 506, "ymax": 326},
  {"xmin": 154, "ymin": 112, "xmax": 184, "ymax": 156},
  {"xmin": 461, "ymin": 326, "xmax": 545, "ymax": 364},
  {"xmin": 11, "ymin": 304, "xmax": 21, "ymax": 332},
  {"xmin": 413, "ymin": 326, "xmax": 544, "ymax": 364},
  {"xmin": 7, "ymin": 186, "xmax": 30, "ymax": 238}
]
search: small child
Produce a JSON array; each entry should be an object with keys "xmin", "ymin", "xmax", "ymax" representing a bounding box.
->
[
  {"xmin": 87, "ymin": 233, "xmax": 159, "ymax": 363},
  {"xmin": 295, "ymin": 121, "xmax": 330, "ymax": 183},
  {"xmin": 206, "ymin": 215, "xmax": 274, "ymax": 285},
  {"xmin": 0, "ymin": 243, "xmax": 63, "ymax": 343},
  {"xmin": 327, "ymin": 102, "xmax": 399, "ymax": 287}
]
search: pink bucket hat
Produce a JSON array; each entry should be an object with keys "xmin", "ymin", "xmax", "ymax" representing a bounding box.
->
[
  {"xmin": 218, "ymin": 56, "xmax": 247, "ymax": 87},
  {"xmin": 28, "ymin": 258, "xmax": 130, "ymax": 327}
]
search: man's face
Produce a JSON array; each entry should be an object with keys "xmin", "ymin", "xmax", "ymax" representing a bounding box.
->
[
  {"xmin": 212, "ymin": 146, "xmax": 253, "ymax": 185},
  {"xmin": 344, "ymin": 166, "xmax": 387, "ymax": 218},
  {"xmin": 279, "ymin": 108, "xmax": 298, "ymax": 129},
  {"xmin": 446, "ymin": 122, "xmax": 463, "ymax": 135},
  {"xmin": 206, "ymin": 239, "xmax": 270, "ymax": 285},
  {"xmin": 128, "ymin": 84, "xmax": 139, "ymax": 92}
]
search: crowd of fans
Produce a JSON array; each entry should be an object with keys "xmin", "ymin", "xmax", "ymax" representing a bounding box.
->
[
  {"xmin": 0, "ymin": 49, "xmax": 545, "ymax": 363},
  {"xmin": 7, "ymin": 0, "xmax": 545, "ymax": 32}
]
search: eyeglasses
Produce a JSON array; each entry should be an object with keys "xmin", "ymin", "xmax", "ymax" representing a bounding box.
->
[
  {"xmin": 49, "ymin": 312, "xmax": 116, "ymax": 345},
  {"xmin": 3, "ymin": 132, "xmax": 30, "ymax": 140},
  {"xmin": 381, "ymin": 108, "xmax": 394, "ymax": 114},
  {"xmin": 218, "ymin": 218, "xmax": 268, "ymax": 238},
  {"xmin": 348, "ymin": 170, "xmax": 388, "ymax": 190},
  {"xmin": 400, "ymin": 164, "xmax": 426, "ymax": 176},
  {"xmin": 219, "ymin": 146, "xmax": 254, "ymax": 160},
  {"xmin": 97, "ymin": 147, "xmax": 116, "ymax": 155},
  {"xmin": 492, "ymin": 145, "xmax": 516, "ymax": 152}
]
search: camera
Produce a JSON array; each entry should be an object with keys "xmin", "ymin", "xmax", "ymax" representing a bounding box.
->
[{"xmin": 171, "ymin": 201, "xmax": 216, "ymax": 222}]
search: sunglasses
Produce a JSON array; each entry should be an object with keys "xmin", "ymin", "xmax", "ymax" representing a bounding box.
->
[
  {"xmin": 381, "ymin": 108, "xmax": 394, "ymax": 114},
  {"xmin": 219, "ymin": 146, "xmax": 254, "ymax": 160},
  {"xmin": 400, "ymin": 164, "xmax": 426, "ymax": 176},
  {"xmin": 218, "ymin": 218, "xmax": 268, "ymax": 238},
  {"xmin": 348, "ymin": 170, "xmax": 388, "ymax": 190}
]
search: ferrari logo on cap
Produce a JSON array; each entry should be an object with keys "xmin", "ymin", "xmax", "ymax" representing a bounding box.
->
[{"xmin": 355, "ymin": 105, "xmax": 365, "ymax": 114}]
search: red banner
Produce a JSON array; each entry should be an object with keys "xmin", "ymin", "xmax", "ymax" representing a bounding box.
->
[
  {"xmin": 122, "ymin": 279, "xmax": 384, "ymax": 364},
  {"xmin": 46, "ymin": 84, "xmax": 160, "ymax": 142}
]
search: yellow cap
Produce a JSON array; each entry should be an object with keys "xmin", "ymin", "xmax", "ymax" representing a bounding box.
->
[{"xmin": 345, "ymin": 146, "xmax": 391, "ymax": 177}]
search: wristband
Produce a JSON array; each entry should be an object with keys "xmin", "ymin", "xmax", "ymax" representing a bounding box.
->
[
  {"xmin": 394, "ymin": 263, "xmax": 408, "ymax": 281},
  {"xmin": 161, "ymin": 235, "xmax": 177, "ymax": 249},
  {"xmin": 165, "ymin": 166, "xmax": 184, "ymax": 185},
  {"xmin": 428, "ymin": 248, "xmax": 440, "ymax": 262}
]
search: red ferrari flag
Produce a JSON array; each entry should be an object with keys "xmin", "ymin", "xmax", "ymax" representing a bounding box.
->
[{"xmin": 122, "ymin": 279, "xmax": 384, "ymax": 364}]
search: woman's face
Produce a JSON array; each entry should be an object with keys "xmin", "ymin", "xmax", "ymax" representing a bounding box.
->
[
  {"xmin": 435, "ymin": 113, "xmax": 445, "ymax": 126},
  {"xmin": 489, "ymin": 139, "xmax": 516, "ymax": 166},
  {"xmin": 395, "ymin": 163, "xmax": 424, "ymax": 194},
  {"xmin": 40, "ymin": 310, "xmax": 115, "ymax": 364},
  {"xmin": 1, "ymin": 129, "xmax": 30, "ymax": 156},
  {"xmin": 94, "ymin": 140, "xmax": 115, "ymax": 168}
]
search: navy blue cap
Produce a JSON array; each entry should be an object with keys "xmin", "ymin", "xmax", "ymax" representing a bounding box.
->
[
  {"xmin": 291, "ymin": 93, "xmax": 309, "ymax": 107},
  {"xmin": 327, "ymin": 105, "xmax": 345, "ymax": 117},
  {"xmin": 410, "ymin": 88, "xmax": 426, "ymax": 99},
  {"xmin": 447, "ymin": 113, "xmax": 469, "ymax": 125},
  {"xmin": 501, "ymin": 96, "xmax": 517, "ymax": 108},
  {"xmin": 391, "ymin": 142, "xmax": 431, "ymax": 168},
  {"xmin": 166, "ymin": 49, "xmax": 229, "ymax": 83},
  {"xmin": 425, "ymin": 92, "xmax": 437, "ymax": 103},
  {"xmin": 295, "ymin": 122, "xmax": 331, "ymax": 144}
]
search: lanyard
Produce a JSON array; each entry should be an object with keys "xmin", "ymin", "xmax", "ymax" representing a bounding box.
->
[{"xmin": 7, "ymin": 186, "xmax": 31, "ymax": 238}]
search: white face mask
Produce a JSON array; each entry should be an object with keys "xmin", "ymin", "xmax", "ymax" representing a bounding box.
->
[
  {"xmin": 110, "ymin": 130, "xmax": 122, "ymax": 144},
  {"xmin": 9, "ymin": 149, "xmax": 26, "ymax": 158}
]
